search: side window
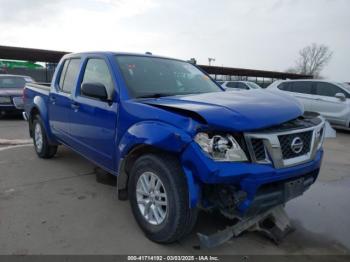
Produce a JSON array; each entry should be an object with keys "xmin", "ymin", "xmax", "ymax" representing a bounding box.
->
[
  {"xmin": 278, "ymin": 82, "xmax": 291, "ymax": 91},
  {"xmin": 237, "ymin": 83, "xmax": 249, "ymax": 90},
  {"xmin": 315, "ymin": 82, "xmax": 347, "ymax": 97},
  {"xmin": 81, "ymin": 59, "xmax": 114, "ymax": 99},
  {"xmin": 226, "ymin": 82, "xmax": 237, "ymax": 88},
  {"xmin": 290, "ymin": 82, "xmax": 313, "ymax": 94},
  {"xmin": 58, "ymin": 60, "xmax": 69, "ymax": 90},
  {"xmin": 60, "ymin": 59, "xmax": 81, "ymax": 94}
]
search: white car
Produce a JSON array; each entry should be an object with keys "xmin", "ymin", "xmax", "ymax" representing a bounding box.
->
[
  {"xmin": 267, "ymin": 79, "xmax": 350, "ymax": 128},
  {"xmin": 217, "ymin": 81, "xmax": 262, "ymax": 90}
]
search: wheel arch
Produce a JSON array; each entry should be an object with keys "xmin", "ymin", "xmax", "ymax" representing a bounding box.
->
[
  {"xmin": 28, "ymin": 106, "xmax": 40, "ymax": 137},
  {"xmin": 117, "ymin": 143, "xmax": 201, "ymax": 208},
  {"xmin": 28, "ymin": 96, "xmax": 58, "ymax": 145},
  {"xmin": 117, "ymin": 144, "xmax": 178, "ymax": 197}
]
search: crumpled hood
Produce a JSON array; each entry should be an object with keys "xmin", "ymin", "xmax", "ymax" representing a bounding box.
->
[
  {"xmin": 0, "ymin": 88, "xmax": 22, "ymax": 97},
  {"xmin": 141, "ymin": 90, "xmax": 304, "ymax": 132}
]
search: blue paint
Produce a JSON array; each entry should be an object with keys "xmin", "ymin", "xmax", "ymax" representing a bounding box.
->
[{"xmin": 23, "ymin": 52, "xmax": 323, "ymax": 213}]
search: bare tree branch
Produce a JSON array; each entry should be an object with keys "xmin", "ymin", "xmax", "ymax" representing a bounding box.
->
[{"xmin": 287, "ymin": 43, "xmax": 333, "ymax": 78}]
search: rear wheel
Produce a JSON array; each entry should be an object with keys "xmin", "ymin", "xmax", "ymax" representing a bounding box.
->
[
  {"xmin": 128, "ymin": 153, "xmax": 198, "ymax": 243},
  {"xmin": 32, "ymin": 116, "xmax": 58, "ymax": 159}
]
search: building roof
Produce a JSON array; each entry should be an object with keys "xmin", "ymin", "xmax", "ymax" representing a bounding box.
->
[
  {"xmin": 0, "ymin": 45, "xmax": 68, "ymax": 63},
  {"xmin": 199, "ymin": 65, "xmax": 312, "ymax": 80},
  {"xmin": 0, "ymin": 45, "xmax": 312, "ymax": 79}
]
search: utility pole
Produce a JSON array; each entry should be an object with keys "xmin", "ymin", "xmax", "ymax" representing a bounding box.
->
[{"xmin": 208, "ymin": 57, "xmax": 215, "ymax": 66}]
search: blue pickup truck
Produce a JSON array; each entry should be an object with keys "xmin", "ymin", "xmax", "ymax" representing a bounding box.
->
[{"xmin": 23, "ymin": 52, "xmax": 325, "ymax": 244}]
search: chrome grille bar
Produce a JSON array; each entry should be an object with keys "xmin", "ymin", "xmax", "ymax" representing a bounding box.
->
[{"xmin": 244, "ymin": 117, "xmax": 325, "ymax": 168}]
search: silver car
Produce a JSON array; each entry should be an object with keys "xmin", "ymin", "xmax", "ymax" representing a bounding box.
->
[
  {"xmin": 267, "ymin": 80, "xmax": 350, "ymax": 128},
  {"xmin": 217, "ymin": 81, "xmax": 262, "ymax": 90}
]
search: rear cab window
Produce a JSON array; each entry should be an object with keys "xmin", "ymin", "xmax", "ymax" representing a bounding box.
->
[{"xmin": 58, "ymin": 58, "xmax": 81, "ymax": 94}]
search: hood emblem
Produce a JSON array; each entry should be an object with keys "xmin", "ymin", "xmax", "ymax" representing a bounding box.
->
[{"xmin": 290, "ymin": 137, "xmax": 304, "ymax": 154}]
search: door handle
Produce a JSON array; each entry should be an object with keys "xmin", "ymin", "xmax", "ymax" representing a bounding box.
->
[
  {"xmin": 71, "ymin": 102, "xmax": 80, "ymax": 110},
  {"xmin": 49, "ymin": 97, "xmax": 56, "ymax": 104}
]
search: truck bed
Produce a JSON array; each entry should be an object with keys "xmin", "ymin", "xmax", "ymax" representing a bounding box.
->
[
  {"xmin": 25, "ymin": 83, "xmax": 50, "ymax": 94},
  {"xmin": 23, "ymin": 83, "xmax": 51, "ymax": 118}
]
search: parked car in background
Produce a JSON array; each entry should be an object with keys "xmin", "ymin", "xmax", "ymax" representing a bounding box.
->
[
  {"xmin": 268, "ymin": 80, "xmax": 350, "ymax": 128},
  {"xmin": 0, "ymin": 74, "xmax": 34, "ymax": 117},
  {"xmin": 219, "ymin": 81, "xmax": 262, "ymax": 91}
]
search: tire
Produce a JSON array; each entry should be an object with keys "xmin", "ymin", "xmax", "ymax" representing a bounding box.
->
[
  {"xmin": 32, "ymin": 116, "xmax": 58, "ymax": 159},
  {"xmin": 128, "ymin": 153, "xmax": 198, "ymax": 243}
]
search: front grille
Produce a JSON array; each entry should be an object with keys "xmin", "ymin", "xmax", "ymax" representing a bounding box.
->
[
  {"xmin": 278, "ymin": 131, "xmax": 312, "ymax": 159},
  {"xmin": 245, "ymin": 116, "xmax": 324, "ymax": 168},
  {"xmin": 251, "ymin": 139, "xmax": 266, "ymax": 161}
]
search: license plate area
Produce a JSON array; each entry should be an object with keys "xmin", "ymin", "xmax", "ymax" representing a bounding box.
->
[
  {"xmin": 0, "ymin": 97, "xmax": 12, "ymax": 104},
  {"xmin": 285, "ymin": 177, "xmax": 304, "ymax": 201}
]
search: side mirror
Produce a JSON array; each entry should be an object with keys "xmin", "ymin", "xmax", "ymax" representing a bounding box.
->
[
  {"xmin": 335, "ymin": 93, "xmax": 346, "ymax": 101},
  {"xmin": 81, "ymin": 82, "xmax": 108, "ymax": 101}
]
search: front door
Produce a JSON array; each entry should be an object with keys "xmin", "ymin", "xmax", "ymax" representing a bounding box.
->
[
  {"xmin": 69, "ymin": 57, "xmax": 118, "ymax": 172},
  {"xmin": 287, "ymin": 81, "xmax": 314, "ymax": 112},
  {"xmin": 312, "ymin": 82, "xmax": 349, "ymax": 126}
]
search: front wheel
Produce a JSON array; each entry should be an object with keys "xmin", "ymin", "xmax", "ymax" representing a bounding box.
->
[
  {"xmin": 32, "ymin": 116, "xmax": 58, "ymax": 159},
  {"xmin": 128, "ymin": 153, "xmax": 198, "ymax": 243}
]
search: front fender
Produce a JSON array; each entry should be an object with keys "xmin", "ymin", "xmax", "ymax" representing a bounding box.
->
[
  {"xmin": 118, "ymin": 121, "xmax": 193, "ymax": 159},
  {"xmin": 117, "ymin": 121, "xmax": 200, "ymax": 207}
]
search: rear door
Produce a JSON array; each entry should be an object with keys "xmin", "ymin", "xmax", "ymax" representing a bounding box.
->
[
  {"xmin": 312, "ymin": 82, "xmax": 349, "ymax": 126},
  {"xmin": 69, "ymin": 57, "xmax": 118, "ymax": 171},
  {"xmin": 282, "ymin": 81, "xmax": 314, "ymax": 111},
  {"xmin": 49, "ymin": 58, "xmax": 81, "ymax": 144}
]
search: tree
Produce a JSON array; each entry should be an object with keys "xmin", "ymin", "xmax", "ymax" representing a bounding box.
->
[{"xmin": 288, "ymin": 43, "xmax": 333, "ymax": 78}]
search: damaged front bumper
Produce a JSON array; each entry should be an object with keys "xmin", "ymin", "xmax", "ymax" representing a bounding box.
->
[
  {"xmin": 182, "ymin": 118, "xmax": 325, "ymax": 248},
  {"xmin": 180, "ymin": 115, "xmax": 325, "ymax": 213},
  {"xmin": 181, "ymin": 141, "xmax": 323, "ymax": 212},
  {"xmin": 180, "ymin": 116, "xmax": 325, "ymax": 248}
]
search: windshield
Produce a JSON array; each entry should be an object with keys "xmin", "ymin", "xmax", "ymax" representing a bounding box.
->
[
  {"xmin": 246, "ymin": 82, "xmax": 261, "ymax": 89},
  {"xmin": 0, "ymin": 76, "xmax": 32, "ymax": 89},
  {"xmin": 115, "ymin": 55, "xmax": 222, "ymax": 98}
]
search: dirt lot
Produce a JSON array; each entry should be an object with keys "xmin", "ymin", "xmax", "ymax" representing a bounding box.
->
[{"xmin": 0, "ymin": 116, "xmax": 349, "ymax": 255}]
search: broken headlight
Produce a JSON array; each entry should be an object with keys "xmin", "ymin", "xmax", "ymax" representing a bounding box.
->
[{"xmin": 194, "ymin": 132, "xmax": 248, "ymax": 162}]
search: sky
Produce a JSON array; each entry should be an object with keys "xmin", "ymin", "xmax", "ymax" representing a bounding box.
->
[{"xmin": 0, "ymin": 0, "xmax": 349, "ymax": 81}]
